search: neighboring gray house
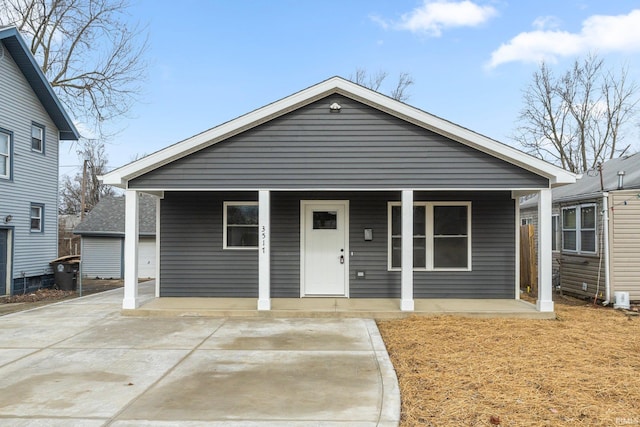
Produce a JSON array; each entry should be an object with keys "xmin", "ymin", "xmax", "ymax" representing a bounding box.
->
[
  {"xmin": 521, "ymin": 153, "xmax": 640, "ymax": 303},
  {"xmin": 102, "ymin": 77, "xmax": 575, "ymax": 313},
  {"xmin": 0, "ymin": 27, "xmax": 79, "ymax": 295},
  {"xmin": 74, "ymin": 195, "xmax": 157, "ymax": 279}
]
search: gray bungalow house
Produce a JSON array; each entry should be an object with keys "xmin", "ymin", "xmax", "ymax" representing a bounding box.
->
[
  {"xmin": 74, "ymin": 195, "xmax": 157, "ymax": 279},
  {"xmin": 520, "ymin": 153, "xmax": 640, "ymax": 304},
  {"xmin": 101, "ymin": 77, "xmax": 575, "ymax": 313},
  {"xmin": 1, "ymin": 27, "xmax": 79, "ymax": 295}
]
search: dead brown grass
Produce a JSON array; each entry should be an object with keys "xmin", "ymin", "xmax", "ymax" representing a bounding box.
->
[{"xmin": 378, "ymin": 303, "xmax": 640, "ymax": 426}]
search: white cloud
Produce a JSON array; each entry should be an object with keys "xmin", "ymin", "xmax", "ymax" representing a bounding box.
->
[
  {"xmin": 373, "ymin": 1, "xmax": 498, "ymax": 37},
  {"xmin": 532, "ymin": 16, "xmax": 562, "ymax": 31},
  {"xmin": 488, "ymin": 9, "xmax": 640, "ymax": 68}
]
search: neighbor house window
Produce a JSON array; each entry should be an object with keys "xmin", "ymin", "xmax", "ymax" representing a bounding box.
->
[
  {"xmin": 562, "ymin": 204, "xmax": 596, "ymax": 254},
  {"xmin": 521, "ymin": 217, "xmax": 533, "ymax": 226},
  {"xmin": 31, "ymin": 123, "xmax": 44, "ymax": 153},
  {"xmin": 223, "ymin": 202, "xmax": 258, "ymax": 249},
  {"xmin": 388, "ymin": 202, "xmax": 471, "ymax": 270},
  {"xmin": 551, "ymin": 214, "xmax": 559, "ymax": 252},
  {"xmin": 30, "ymin": 203, "xmax": 43, "ymax": 232},
  {"xmin": 0, "ymin": 129, "xmax": 11, "ymax": 179}
]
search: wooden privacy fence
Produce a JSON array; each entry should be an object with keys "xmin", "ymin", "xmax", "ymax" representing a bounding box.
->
[{"xmin": 520, "ymin": 224, "xmax": 537, "ymax": 294}]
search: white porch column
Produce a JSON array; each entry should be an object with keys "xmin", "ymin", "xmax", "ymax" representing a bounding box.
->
[
  {"xmin": 401, "ymin": 190, "xmax": 414, "ymax": 311},
  {"xmin": 258, "ymin": 190, "xmax": 271, "ymax": 310},
  {"xmin": 154, "ymin": 195, "xmax": 161, "ymax": 298},
  {"xmin": 123, "ymin": 189, "xmax": 140, "ymax": 309},
  {"xmin": 537, "ymin": 188, "xmax": 554, "ymax": 312}
]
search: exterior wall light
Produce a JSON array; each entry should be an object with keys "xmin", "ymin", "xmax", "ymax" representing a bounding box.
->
[
  {"xmin": 329, "ymin": 102, "xmax": 341, "ymax": 112},
  {"xmin": 4, "ymin": 215, "xmax": 12, "ymax": 223}
]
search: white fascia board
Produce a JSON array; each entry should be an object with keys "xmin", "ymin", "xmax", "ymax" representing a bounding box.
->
[{"xmin": 101, "ymin": 76, "xmax": 576, "ymax": 187}]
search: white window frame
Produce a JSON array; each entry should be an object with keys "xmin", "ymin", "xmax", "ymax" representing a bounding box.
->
[
  {"xmin": 223, "ymin": 201, "xmax": 258, "ymax": 250},
  {"xmin": 31, "ymin": 123, "xmax": 44, "ymax": 153},
  {"xmin": 551, "ymin": 214, "xmax": 560, "ymax": 252},
  {"xmin": 388, "ymin": 201, "xmax": 471, "ymax": 272},
  {"xmin": 561, "ymin": 204, "xmax": 597, "ymax": 254},
  {"xmin": 30, "ymin": 203, "xmax": 43, "ymax": 233},
  {"xmin": 0, "ymin": 129, "xmax": 11, "ymax": 179},
  {"xmin": 521, "ymin": 217, "xmax": 533, "ymax": 226}
]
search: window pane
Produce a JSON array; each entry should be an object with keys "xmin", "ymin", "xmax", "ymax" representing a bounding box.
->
[
  {"xmin": 0, "ymin": 133, "xmax": 8, "ymax": 153},
  {"xmin": 227, "ymin": 226, "xmax": 258, "ymax": 247},
  {"xmin": 31, "ymin": 207, "xmax": 40, "ymax": 218},
  {"xmin": 391, "ymin": 206, "xmax": 401, "ymax": 235},
  {"xmin": 0, "ymin": 158, "xmax": 6, "ymax": 176},
  {"xmin": 581, "ymin": 230, "xmax": 596, "ymax": 252},
  {"xmin": 563, "ymin": 208, "xmax": 576, "ymax": 229},
  {"xmin": 31, "ymin": 218, "xmax": 41, "ymax": 230},
  {"xmin": 313, "ymin": 211, "xmax": 337, "ymax": 229},
  {"xmin": 391, "ymin": 237, "xmax": 402, "ymax": 268},
  {"xmin": 563, "ymin": 231, "xmax": 576, "ymax": 250},
  {"xmin": 227, "ymin": 205, "xmax": 257, "ymax": 225},
  {"xmin": 414, "ymin": 206, "xmax": 425, "ymax": 235},
  {"xmin": 413, "ymin": 237, "xmax": 426, "ymax": 268},
  {"xmin": 552, "ymin": 216, "xmax": 558, "ymax": 251},
  {"xmin": 434, "ymin": 237, "xmax": 468, "ymax": 268},
  {"xmin": 434, "ymin": 206, "xmax": 467, "ymax": 235},
  {"xmin": 581, "ymin": 206, "xmax": 595, "ymax": 228}
]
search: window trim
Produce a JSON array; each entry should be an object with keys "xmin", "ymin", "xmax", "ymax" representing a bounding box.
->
[
  {"xmin": 30, "ymin": 203, "xmax": 44, "ymax": 233},
  {"xmin": 0, "ymin": 128, "xmax": 12, "ymax": 180},
  {"xmin": 31, "ymin": 122, "xmax": 45, "ymax": 154},
  {"xmin": 223, "ymin": 201, "xmax": 258, "ymax": 250},
  {"xmin": 551, "ymin": 214, "xmax": 560, "ymax": 253},
  {"xmin": 561, "ymin": 204, "xmax": 597, "ymax": 255},
  {"xmin": 387, "ymin": 201, "xmax": 472, "ymax": 272}
]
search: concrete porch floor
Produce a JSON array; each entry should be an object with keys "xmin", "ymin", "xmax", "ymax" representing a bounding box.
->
[{"xmin": 124, "ymin": 297, "xmax": 555, "ymax": 319}]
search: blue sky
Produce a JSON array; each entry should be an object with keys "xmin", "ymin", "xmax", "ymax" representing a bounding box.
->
[{"xmin": 59, "ymin": 0, "xmax": 640, "ymax": 177}]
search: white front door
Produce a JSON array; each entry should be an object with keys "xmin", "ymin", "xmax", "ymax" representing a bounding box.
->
[{"xmin": 301, "ymin": 201, "xmax": 348, "ymax": 296}]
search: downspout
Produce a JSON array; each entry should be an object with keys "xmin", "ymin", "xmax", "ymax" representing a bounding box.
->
[{"xmin": 602, "ymin": 192, "xmax": 611, "ymax": 306}]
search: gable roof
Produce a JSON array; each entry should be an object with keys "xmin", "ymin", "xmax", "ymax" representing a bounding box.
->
[
  {"xmin": 73, "ymin": 194, "xmax": 156, "ymax": 236},
  {"xmin": 101, "ymin": 76, "xmax": 575, "ymax": 187},
  {"xmin": 0, "ymin": 26, "xmax": 79, "ymax": 140},
  {"xmin": 520, "ymin": 152, "xmax": 640, "ymax": 208}
]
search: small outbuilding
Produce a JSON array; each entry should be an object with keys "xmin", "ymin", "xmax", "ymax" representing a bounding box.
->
[{"xmin": 74, "ymin": 195, "xmax": 156, "ymax": 279}]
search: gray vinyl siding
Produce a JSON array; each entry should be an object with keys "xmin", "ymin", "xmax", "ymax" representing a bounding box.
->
[
  {"xmin": 130, "ymin": 96, "xmax": 548, "ymax": 190},
  {"xmin": 0, "ymin": 44, "xmax": 59, "ymax": 283},
  {"xmin": 81, "ymin": 237, "xmax": 123, "ymax": 279},
  {"xmin": 159, "ymin": 192, "xmax": 259, "ymax": 297},
  {"xmin": 159, "ymin": 190, "xmax": 516, "ymax": 299}
]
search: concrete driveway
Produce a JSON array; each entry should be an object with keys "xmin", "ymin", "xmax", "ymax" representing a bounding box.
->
[{"xmin": 0, "ymin": 282, "xmax": 400, "ymax": 426}]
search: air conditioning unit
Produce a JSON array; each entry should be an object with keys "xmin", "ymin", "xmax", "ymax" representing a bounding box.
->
[{"xmin": 614, "ymin": 291, "xmax": 630, "ymax": 310}]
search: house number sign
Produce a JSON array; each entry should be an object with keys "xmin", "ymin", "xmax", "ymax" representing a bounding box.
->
[{"xmin": 261, "ymin": 225, "xmax": 267, "ymax": 254}]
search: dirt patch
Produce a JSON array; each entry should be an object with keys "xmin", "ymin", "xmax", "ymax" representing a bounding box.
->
[{"xmin": 378, "ymin": 299, "xmax": 640, "ymax": 426}]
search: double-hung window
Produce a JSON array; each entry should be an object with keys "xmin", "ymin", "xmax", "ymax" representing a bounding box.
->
[
  {"xmin": 30, "ymin": 203, "xmax": 43, "ymax": 232},
  {"xmin": 223, "ymin": 202, "xmax": 258, "ymax": 249},
  {"xmin": 388, "ymin": 202, "xmax": 471, "ymax": 270},
  {"xmin": 0, "ymin": 129, "xmax": 10, "ymax": 179},
  {"xmin": 31, "ymin": 123, "xmax": 44, "ymax": 153},
  {"xmin": 562, "ymin": 204, "xmax": 596, "ymax": 253}
]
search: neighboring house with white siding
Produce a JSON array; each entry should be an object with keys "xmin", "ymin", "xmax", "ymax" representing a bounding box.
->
[
  {"xmin": 0, "ymin": 27, "xmax": 79, "ymax": 295},
  {"xmin": 520, "ymin": 153, "xmax": 640, "ymax": 303},
  {"xmin": 102, "ymin": 77, "xmax": 575, "ymax": 314},
  {"xmin": 74, "ymin": 195, "xmax": 156, "ymax": 279}
]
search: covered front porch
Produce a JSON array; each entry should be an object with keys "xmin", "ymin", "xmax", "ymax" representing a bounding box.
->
[{"xmin": 123, "ymin": 293, "xmax": 554, "ymax": 319}]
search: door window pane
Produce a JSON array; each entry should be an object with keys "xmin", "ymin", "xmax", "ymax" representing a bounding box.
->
[{"xmin": 313, "ymin": 211, "xmax": 337, "ymax": 229}]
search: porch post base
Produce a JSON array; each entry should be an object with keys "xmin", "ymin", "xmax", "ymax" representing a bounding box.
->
[
  {"xmin": 257, "ymin": 298, "xmax": 271, "ymax": 311},
  {"xmin": 122, "ymin": 297, "xmax": 139, "ymax": 310},
  {"xmin": 401, "ymin": 299, "xmax": 414, "ymax": 311},
  {"xmin": 536, "ymin": 299, "xmax": 554, "ymax": 312}
]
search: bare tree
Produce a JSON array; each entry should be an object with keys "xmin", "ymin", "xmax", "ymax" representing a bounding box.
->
[
  {"xmin": 349, "ymin": 68, "xmax": 414, "ymax": 102},
  {"xmin": 59, "ymin": 139, "xmax": 115, "ymax": 215},
  {"xmin": 514, "ymin": 54, "xmax": 639, "ymax": 173},
  {"xmin": 0, "ymin": 0, "xmax": 148, "ymax": 137}
]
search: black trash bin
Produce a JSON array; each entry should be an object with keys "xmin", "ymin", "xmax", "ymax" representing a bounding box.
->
[{"xmin": 50, "ymin": 255, "xmax": 80, "ymax": 291}]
